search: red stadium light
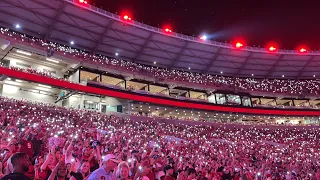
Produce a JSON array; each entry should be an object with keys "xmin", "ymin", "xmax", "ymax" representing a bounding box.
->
[
  {"xmin": 269, "ymin": 46, "xmax": 276, "ymax": 52},
  {"xmin": 235, "ymin": 42, "xmax": 243, "ymax": 48},
  {"xmin": 79, "ymin": 0, "xmax": 88, "ymax": 4},
  {"xmin": 300, "ymin": 48, "xmax": 307, "ymax": 53},
  {"xmin": 123, "ymin": 15, "xmax": 132, "ymax": 21},
  {"xmin": 165, "ymin": 28, "xmax": 172, "ymax": 33}
]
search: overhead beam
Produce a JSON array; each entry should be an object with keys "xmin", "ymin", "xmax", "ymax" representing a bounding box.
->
[
  {"xmin": 202, "ymin": 48, "xmax": 222, "ymax": 73},
  {"xmin": 264, "ymin": 54, "xmax": 284, "ymax": 78},
  {"xmin": 133, "ymin": 32, "xmax": 153, "ymax": 62},
  {"xmin": 91, "ymin": 20, "xmax": 114, "ymax": 53},
  {"xmin": 170, "ymin": 41, "xmax": 189, "ymax": 67},
  {"xmin": 235, "ymin": 52, "xmax": 254, "ymax": 75},
  {"xmin": 296, "ymin": 56, "xmax": 315, "ymax": 79},
  {"xmin": 44, "ymin": 1, "xmax": 67, "ymax": 39}
]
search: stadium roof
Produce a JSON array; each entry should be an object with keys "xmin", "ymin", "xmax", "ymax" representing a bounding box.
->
[{"xmin": 1, "ymin": 0, "xmax": 320, "ymax": 79}]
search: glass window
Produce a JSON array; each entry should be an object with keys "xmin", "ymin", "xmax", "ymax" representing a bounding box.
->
[
  {"xmin": 226, "ymin": 94, "xmax": 241, "ymax": 105},
  {"xmin": 216, "ymin": 93, "xmax": 226, "ymax": 104},
  {"xmin": 242, "ymin": 96, "xmax": 252, "ymax": 107},
  {"xmin": 208, "ymin": 94, "xmax": 216, "ymax": 104},
  {"xmin": 84, "ymin": 100, "xmax": 99, "ymax": 110}
]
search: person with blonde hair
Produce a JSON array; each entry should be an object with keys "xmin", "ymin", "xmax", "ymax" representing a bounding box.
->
[
  {"xmin": 117, "ymin": 161, "xmax": 132, "ymax": 180},
  {"xmin": 70, "ymin": 161, "xmax": 91, "ymax": 180}
]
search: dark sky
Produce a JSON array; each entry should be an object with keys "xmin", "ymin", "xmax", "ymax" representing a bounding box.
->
[{"xmin": 92, "ymin": 0, "xmax": 320, "ymax": 50}]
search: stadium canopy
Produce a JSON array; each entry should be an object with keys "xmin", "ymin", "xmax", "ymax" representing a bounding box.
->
[{"xmin": 0, "ymin": 0, "xmax": 320, "ymax": 79}]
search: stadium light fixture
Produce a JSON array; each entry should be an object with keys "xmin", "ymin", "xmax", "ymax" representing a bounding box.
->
[
  {"xmin": 16, "ymin": 50, "xmax": 31, "ymax": 56},
  {"xmin": 188, "ymin": 67, "xmax": 191, "ymax": 70},
  {"xmin": 165, "ymin": 28, "xmax": 172, "ymax": 33},
  {"xmin": 70, "ymin": 41, "xmax": 74, "ymax": 45},
  {"xmin": 79, "ymin": 0, "xmax": 88, "ymax": 4},
  {"xmin": 200, "ymin": 35, "xmax": 207, "ymax": 40},
  {"xmin": 269, "ymin": 46, "xmax": 276, "ymax": 52},
  {"xmin": 123, "ymin": 15, "xmax": 132, "ymax": 21},
  {"xmin": 299, "ymin": 48, "xmax": 307, "ymax": 53},
  {"xmin": 15, "ymin": 24, "xmax": 21, "ymax": 29},
  {"xmin": 154, "ymin": 61, "xmax": 157, "ymax": 64},
  {"xmin": 235, "ymin": 42, "xmax": 243, "ymax": 48},
  {"xmin": 115, "ymin": 53, "xmax": 119, "ymax": 56}
]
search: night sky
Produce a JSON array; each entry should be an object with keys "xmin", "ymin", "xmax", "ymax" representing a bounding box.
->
[{"xmin": 92, "ymin": 0, "xmax": 320, "ymax": 50}]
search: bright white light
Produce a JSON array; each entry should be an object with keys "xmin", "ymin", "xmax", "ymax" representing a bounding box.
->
[
  {"xmin": 38, "ymin": 84, "xmax": 51, "ymax": 89},
  {"xmin": 282, "ymin": 75, "xmax": 284, "ymax": 77},
  {"xmin": 115, "ymin": 53, "xmax": 119, "ymax": 56},
  {"xmin": 154, "ymin": 62, "xmax": 157, "ymax": 64},
  {"xmin": 16, "ymin": 50, "xmax": 31, "ymax": 56},
  {"xmin": 188, "ymin": 67, "xmax": 191, "ymax": 70},
  {"xmin": 251, "ymin": 74, "xmax": 254, "ymax": 76},
  {"xmin": 70, "ymin": 41, "xmax": 74, "ymax": 45},
  {"xmin": 46, "ymin": 58, "xmax": 59, "ymax": 63},
  {"xmin": 200, "ymin": 35, "xmax": 207, "ymax": 40},
  {"xmin": 220, "ymin": 71, "xmax": 223, "ymax": 74},
  {"xmin": 15, "ymin": 24, "xmax": 21, "ymax": 29}
]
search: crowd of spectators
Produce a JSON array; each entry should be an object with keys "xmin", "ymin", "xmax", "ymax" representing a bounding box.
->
[
  {"xmin": 0, "ymin": 96, "xmax": 320, "ymax": 180},
  {"xmin": 1, "ymin": 27, "xmax": 320, "ymax": 96}
]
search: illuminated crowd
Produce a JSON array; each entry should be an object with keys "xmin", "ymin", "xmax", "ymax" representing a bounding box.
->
[
  {"xmin": 0, "ymin": 96, "xmax": 320, "ymax": 180},
  {"xmin": 1, "ymin": 27, "xmax": 320, "ymax": 96}
]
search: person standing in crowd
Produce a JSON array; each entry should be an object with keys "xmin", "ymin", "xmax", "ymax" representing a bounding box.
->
[
  {"xmin": 47, "ymin": 157, "xmax": 68, "ymax": 180},
  {"xmin": 163, "ymin": 165, "xmax": 175, "ymax": 180},
  {"xmin": 0, "ymin": 152, "xmax": 31, "ymax": 180},
  {"xmin": 116, "ymin": 161, "xmax": 132, "ymax": 180},
  {"xmin": 70, "ymin": 161, "xmax": 91, "ymax": 180},
  {"xmin": 88, "ymin": 154, "xmax": 119, "ymax": 180},
  {"xmin": 187, "ymin": 168, "xmax": 196, "ymax": 180}
]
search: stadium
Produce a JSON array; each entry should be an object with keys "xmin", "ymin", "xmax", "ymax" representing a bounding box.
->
[{"xmin": 0, "ymin": 0, "xmax": 319, "ymax": 180}]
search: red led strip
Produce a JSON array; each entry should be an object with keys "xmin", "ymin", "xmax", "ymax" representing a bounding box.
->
[{"xmin": 1, "ymin": 66, "xmax": 320, "ymax": 116}]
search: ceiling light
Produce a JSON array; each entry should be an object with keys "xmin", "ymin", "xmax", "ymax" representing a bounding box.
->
[
  {"xmin": 70, "ymin": 41, "xmax": 75, "ymax": 45},
  {"xmin": 115, "ymin": 53, "xmax": 119, "ymax": 56},
  {"xmin": 220, "ymin": 71, "xmax": 223, "ymax": 74},
  {"xmin": 188, "ymin": 67, "xmax": 191, "ymax": 70},
  {"xmin": 38, "ymin": 84, "xmax": 51, "ymax": 89},
  {"xmin": 46, "ymin": 58, "xmax": 59, "ymax": 63},
  {"xmin": 16, "ymin": 50, "xmax": 31, "ymax": 56},
  {"xmin": 15, "ymin": 24, "xmax": 21, "ymax": 29},
  {"xmin": 154, "ymin": 62, "xmax": 156, "ymax": 64}
]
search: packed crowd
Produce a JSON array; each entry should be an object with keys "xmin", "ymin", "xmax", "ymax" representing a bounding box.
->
[
  {"xmin": 0, "ymin": 96, "xmax": 320, "ymax": 180},
  {"xmin": 1, "ymin": 27, "xmax": 320, "ymax": 96}
]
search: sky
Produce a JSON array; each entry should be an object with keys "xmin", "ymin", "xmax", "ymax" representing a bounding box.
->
[{"xmin": 92, "ymin": 0, "xmax": 320, "ymax": 50}]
